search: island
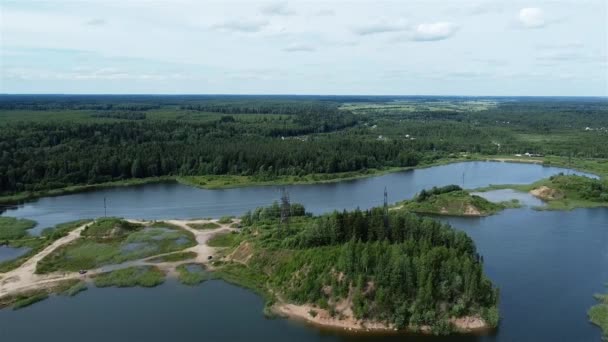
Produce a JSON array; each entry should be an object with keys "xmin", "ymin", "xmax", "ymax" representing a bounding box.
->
[
  {"xmin": 210, "ymin": 203, "xmax": 499, "ymax": 334},
  {"xmin": 395, "ymin": 185, "xmax": 516, "ymax": 217}
]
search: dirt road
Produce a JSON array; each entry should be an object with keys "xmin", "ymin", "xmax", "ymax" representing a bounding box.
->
[{"xmin": 0, "ymin": 219, "xmax": 237, "ymax": 299}]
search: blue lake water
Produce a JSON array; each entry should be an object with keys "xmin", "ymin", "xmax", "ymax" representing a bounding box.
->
[
  {"xmin": 0, "ymin": 161, "xmax": 594, "ymax": 235},
  {"xmin": 0, "ymin": 161, "xmax": 605, "ymax": 341},
  {"xmin": 0, "ymin": 246, "xmax": 30, "ymax": 263}
]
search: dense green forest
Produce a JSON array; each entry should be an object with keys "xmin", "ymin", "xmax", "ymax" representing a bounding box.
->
[
  {"xmin": 1, "ymin": 95, "xmax": 606, "ymax": 197},
  {"xmin": 217, "ymin": 203, "xmax": 498, "ymax": 333}
]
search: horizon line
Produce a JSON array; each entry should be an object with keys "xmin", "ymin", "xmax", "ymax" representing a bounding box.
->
[{"xmin": 1, "ymin": 93, "xmax": 607, "ymax": 98}]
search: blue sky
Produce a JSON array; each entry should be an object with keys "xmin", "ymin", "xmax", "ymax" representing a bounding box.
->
[{"xmin": 1, "ymin": 0, "xmax": 606, "ymax": 95}]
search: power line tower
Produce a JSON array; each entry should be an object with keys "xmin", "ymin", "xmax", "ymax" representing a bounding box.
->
[
  {"xmin": 104, "ymin": 197, "xmax": 107, "ymax": 217},
  {"xmin": 383, "ymin": 186, "xmax": 389, "ymax": 229},
  {"xmin": 280, "ymin": 187, "xmax": 290, "ymax": 229}
]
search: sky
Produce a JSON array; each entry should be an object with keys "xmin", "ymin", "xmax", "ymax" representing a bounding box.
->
[{"xmin": 0, "ymin": 0, "xmax": 607, "ymax": 96}]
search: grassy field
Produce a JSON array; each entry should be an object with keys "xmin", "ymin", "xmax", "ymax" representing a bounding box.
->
[
  {"xmin": 207, "ymin": 231, "xmax": 242, "ymax": 248},
  {"xmin": 94, "ymin": 266, "xmax": 165, "ymax": 288},
  {"xmin": 0, "ymin": 217, "xmax": 37, "ymax": 240},
  {"xmin": 340, "ymin": 100, "xmax": 497, "ymax": 114},
  {"xmin": 36, "ymin": 219, "xmax": 195, "ymax": 273}
]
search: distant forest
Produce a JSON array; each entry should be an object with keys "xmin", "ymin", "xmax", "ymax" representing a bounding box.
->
[{"xmin": 0, "ymin": 95, "xmax": 606, "ymax": 195}]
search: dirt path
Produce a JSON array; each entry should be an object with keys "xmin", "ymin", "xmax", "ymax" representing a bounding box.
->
[
  {"xmin": 0, "ymin": 219, "xmax": 237, "ymax": 299},
  {"xmin": 0, "ymin": 222, "xmax": 90, "ymax": 296}
]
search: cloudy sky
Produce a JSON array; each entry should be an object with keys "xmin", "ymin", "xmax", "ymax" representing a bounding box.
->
[{"xmin": 1, "ymin": 0, "xmax": 606, "ymax": 95}]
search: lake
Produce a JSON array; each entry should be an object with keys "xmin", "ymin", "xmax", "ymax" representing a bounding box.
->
[
  {"xmin": 0, "ymin": 161, "xmax": 595, "ymax": 235},
  {"xmin": 0, "ymin": 161, "xmax": 605, "ymax": 341}
]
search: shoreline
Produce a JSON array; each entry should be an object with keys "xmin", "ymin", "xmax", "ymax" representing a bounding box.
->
[
  {"xmin": 0, "ymin": 218, "xmax": 237, "ymax": 305},
  {"xmin": 273, "ymin": 302, "xmax": 489, "ymax": 334},
  {"xmin": 2, "ymin": 154, "xmax": 602, "ymax": 207}
]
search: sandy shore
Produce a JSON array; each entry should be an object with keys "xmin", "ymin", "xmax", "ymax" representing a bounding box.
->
[{"xmin": 274, "ymin": 302, "xmax": 488, "ymax": 333}]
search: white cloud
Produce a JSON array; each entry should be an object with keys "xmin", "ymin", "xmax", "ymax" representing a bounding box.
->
[
  {"xmin": 518, "ymin": 8, "xmax": 546, "ymax": 28},
  {"xmin": 282, "ymin": 43, "xmax": 315, "ymax": 52},
  {"xmin": 313, "ymin": 9, "xmax": 335, "ymax": 16},
  {"xmin": 352, "ymin": 20, "xmax": 409, "ymax": 36},
  {"xmin": 260, "ymin": 1, "xmax": 294, "ymax": 16},
  {"xmin": 85, "ymin": 18, "xmax": 106, "ymax": 26},
  {"xmin": 1, "ymin": 0, "xmax": 605, "ymax": 95},
  {"xmin": 211, "ymin": 19, "xmax": 268, "ymax": 32},
  {"xmin": 411, "ymin": 22, "xmax": 458, "ymax": 41}
]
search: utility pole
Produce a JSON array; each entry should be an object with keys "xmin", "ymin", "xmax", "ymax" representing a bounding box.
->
[
  {"xmin": 383, "ymin": 186, "xmax": 389, "ymax": 229},
  {"xmin": 104, "ymin": 197, "xmax": 107, "ymax": 217},
  {"xmin": 462, "ymin": 171, "xmax": 465, "ymax": 187},
  {"xmin": 280, "ymin": 188, "xmax": 290, "ymax": 229}
]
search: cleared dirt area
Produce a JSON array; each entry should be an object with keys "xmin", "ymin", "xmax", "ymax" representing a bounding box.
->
[{"xmin": 0, "ymin": 219, "xmax": 237, "ymax": 299}]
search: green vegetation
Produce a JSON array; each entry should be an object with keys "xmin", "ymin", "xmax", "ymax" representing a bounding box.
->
[
  {"xmin": 0, "ymin": 217, "xmax": 36, "ymax": 240},
  {"xmin": 176, "ymin": 263, "xmax": 210, "ymax": 285},
  {"xmin": 62, "ymin": 281, "xmax": 88, "ymax": 296},
  {"xmin": 2, "ymin": 96, "xmax": 606, "ymax": 203},
  {"xmin": 207, "ymin": 231, "xmax": 242, "ymax": 248},
  {"xmin": 212, "ymin": 262, "xmax": 272, "ymax": 300},
  {"xmin": 41, "ymin": 219, "xmax": 92, "ymax": 239},
  {"xmin": 530, "ymin": 174, "xmax": 608, "ymax": 210},
  {"xmin": 218, "ymin": 216, "xmax": 234, "ymax": 224},
  {"xmin": 94, "ymin": 266, "xmax": 165, "ymax": 288},
  {"xmin": 0, "ymin": 219, "xmax": 91, "ymax": 273},
  {"xmin": 11, "ymin": 293, "xmax": 49, "ymax": 310},
  {"xmin": 589, "ymin": 286, "xmax": 608, "ymax": 340},
  {"xmin": 177, "ymin": 168, "xmax": 403, "ymax": 190},
  {"xmin": 36, "ymin": 219, "xmax": 195, "ymax": 273},
  {"xmin": 81, "ymin": 217, "xmax": 143, "ymax": 239},
  {"xmin": 0, "ymin": 279, "xmax": 85, "ymax": 310},
  {"xmin": 148, "ymin": 251, "xmax": 197, "ymax": 263},
  {"xmin": 398, "ymin": 185, "xmax": 510, "ymax": 216},
  {"xmin": 480, "ymin": 174, "xmax": 608, "ymax": 210},
  {"xmin": 213, "ymin": 203, "xmax": 498, "ymax": 333},
  {"xmin": 188, "ymin": 222, "xmax": 220, "ymax": 230}
]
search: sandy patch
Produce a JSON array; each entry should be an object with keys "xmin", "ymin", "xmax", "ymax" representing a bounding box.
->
[
  {"xmin": 274, "ymin": 302, "xmax": 488, "ymax": 333},
  {"xmin": 463, "ymin": 204, "xmax": 482, "ymax": 216},
  {"xmin": 274, "ymin": 303, "xmax": 394, "ymax": 332},
  {"xmin": 530, "ymin": 186, "xmax": 563, "ymax": 200}
]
